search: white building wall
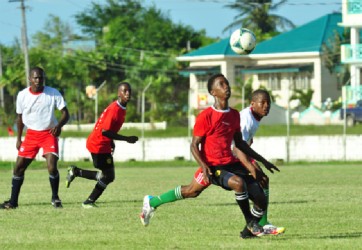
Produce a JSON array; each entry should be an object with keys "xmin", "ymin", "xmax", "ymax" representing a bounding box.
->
[
  {"xmin": 1, "ymin": 136, "xmax": 361, "ymax": 162},
  {"xmin": 311, "ymin": 58, "xmax": 322, "ymax": 106},
  {"xmin": 320, "ymin": 63, "xmax": 341, "ymax": 102},
  {"xmin": 241, "ymin": 54, "xmax": 330, "ymax": 108},
  {"xmin": 184, "ymin": 51, "xmax": 339, "ymax": 110},
  {"xmin": 340, "ymin": 0, "xmax": 362, "ymax": 88}
]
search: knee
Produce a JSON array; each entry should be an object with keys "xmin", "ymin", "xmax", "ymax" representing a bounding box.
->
[
  {"xmin": 229, "ymin": 176, "xmax": 246, "ymax": 193},
  {"xmin": 13, "ymin": 168, "xmax": 25, "ymax": 177},
  {"xmin": 47, "ymin": 162, "xmax": 58, "ymax": 175},
  {"xmin": 100, "ymin": 173, "xmax": 115, "ymax": 185},
  {"xmin": 48, "ymin": 168, "xmax": 59, "ymax": 176},
  {"xmin": 13, "ymin": 165, "xmax": 26, "ymax": 176},
  {"xmin": 108, "ymin": 175, "xmax": 115, "ymax": 184},
  {"xmin": 181, "ymin": 185, "xmax": 203, "ymax": 198}
]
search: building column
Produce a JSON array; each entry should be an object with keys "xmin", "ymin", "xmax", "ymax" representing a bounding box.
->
[{"xmin": 350, "ymin": 27, "xmax": 360, "ymax": 88}]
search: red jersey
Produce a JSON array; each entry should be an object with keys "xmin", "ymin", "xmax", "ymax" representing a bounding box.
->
[
  {"xmin": 193, "ymin": 106, "xmax": 240, "ymax": 166},
  {"xmin": 86, "ymin": 101, "xmax": 126, "ymax": 153}
]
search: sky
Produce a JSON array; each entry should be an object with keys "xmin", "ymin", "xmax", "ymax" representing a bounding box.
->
[{"xmin": 0, "ymin": 0, "xmax": 342, "ymax": 46}]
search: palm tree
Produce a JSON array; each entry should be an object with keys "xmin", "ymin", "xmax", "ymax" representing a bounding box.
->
[{"xmin": 223, "ymin": 0, "xmax": 295, "ymax": 37}]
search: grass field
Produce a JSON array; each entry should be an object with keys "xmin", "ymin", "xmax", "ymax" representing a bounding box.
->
[{"xmin": 0, "ymin": 161, "xmax": 361, "ymax": 250}]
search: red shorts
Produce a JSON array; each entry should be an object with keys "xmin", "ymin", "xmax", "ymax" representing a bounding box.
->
[
  {"xmin": 194, "ymin": 167, "xmax": 211, "ymax": 187},
  {"xmin": 18, "ymin": 129, "xmax": 59, "ymax": 159}
]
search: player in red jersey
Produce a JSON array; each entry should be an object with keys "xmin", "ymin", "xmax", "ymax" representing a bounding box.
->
[
  {"xmin": 140, "ymin": 74, "xmax": 279, "ymax": 237},
  {"xmin": 0, "ymin": 67, "xmax": 69, "ymax": 209},
  {"xmin": 65, "ymin": 82, "xmax": 138, "ymax": 208}
]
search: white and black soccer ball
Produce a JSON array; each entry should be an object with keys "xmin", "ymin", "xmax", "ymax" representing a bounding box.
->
[{"xmin": 229, "ymin": 28, "xmax": 256, "ymax": 55}]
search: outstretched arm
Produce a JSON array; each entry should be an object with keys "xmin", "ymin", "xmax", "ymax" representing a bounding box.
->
[
  {"xmin": 102, "ymin": 129, "xmax": 138, "ymax": 144},
  {"xmin": 234, "ymin": 131, "xmax": 279, "ymax": 173},
  {"xmin": 233, "ymin": 146, "xmax": 268, "ymax": 188}
]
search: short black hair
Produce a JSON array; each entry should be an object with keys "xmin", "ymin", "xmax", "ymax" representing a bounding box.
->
[
  {"xmin": 207, "ymin": 73, "xmax": 228, "ymax": 94},
  {"xmin": 251, "ymin": 89, "xmax": 270, "ymax": 101},
  {"xmin": 30, "ymin": 66, "xmax": 44, "ymax": 75},
  {"xmin": 118, "ymin": 81, "xmax": 131, "ymax": 89}
]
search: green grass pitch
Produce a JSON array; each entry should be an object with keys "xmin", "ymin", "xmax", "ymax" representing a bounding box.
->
[{"xmin": 0, "ymin": 162, "xmax": 361, "ymax": 249}]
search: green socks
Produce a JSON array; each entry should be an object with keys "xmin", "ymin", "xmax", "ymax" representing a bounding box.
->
[
  {"xmin": 150, "ymin": 186, "xmax": 183, "ymax": 208},
  {"xmin": 259, "ymin": 188, "xmax": 269, "ymax": 226}
]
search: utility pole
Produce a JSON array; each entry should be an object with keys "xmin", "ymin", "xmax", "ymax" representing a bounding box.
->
[
  {"xmin": 0, "ymin": 48, "xmax": 4, "ymax": 108},
  {"xmin": 10, "ymin": 0, "xmax": 30, "ymax": 87},
  {"xmin": 141, "ymin": 81, "xmax": 152, "ymax": 161}
]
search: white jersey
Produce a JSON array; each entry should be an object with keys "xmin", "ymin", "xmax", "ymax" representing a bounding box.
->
[
  {"xmin": 239, "ymin": 107, "xmax": 260, "ymax": 145},
  {"xmin": 16, "ymin": 86, "xmax": 66, "ymax": 131}
]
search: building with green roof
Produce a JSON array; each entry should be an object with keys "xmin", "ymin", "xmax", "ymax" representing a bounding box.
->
[
  {"xmin": 339, "ymin": 0, "xmax": 362, "ymax": 106},
  {"xmin": 177, "ymin": 13, "xmax": 345, "ymax": 111}
]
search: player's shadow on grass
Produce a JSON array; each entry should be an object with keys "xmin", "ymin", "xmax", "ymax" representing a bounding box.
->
[
  {"xmin": 98, "ymin": 199, "xmax": 140, "ymax": 205},
  {"xmin": 213, "ymin": 200, "xmax": 314, "ymax": 206},
  {"xmin": 23, "ymin": 199, "xmax": 139, "ymax": 207},
  {"xmin": 276, "ymin": 232, "xmax": 362, "ymax": 241},
  {"xmin": 269, "ymin": 200, "xmax": 316, "ymax": 204},
  {"xmin": 318, "ymin": 232, "xmax": 362, "ymax": 239}
]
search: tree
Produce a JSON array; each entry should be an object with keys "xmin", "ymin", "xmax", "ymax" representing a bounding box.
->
[
  {"xmin": 0, "ymin": 43, "xmax": 26, "ymax": 126},
  {"xmin": 75, "ymin": 0, "xmax": 208, "ymax": 124},
  {"xmin": 290, "ymin": 89, "xmax": 314, "ymax": 109},
  {"xmin": 322, "ymin": 29, "xmax": 350, "ymax": 87},
  {"xmin": 31, "ymin": 15, "xmax": 105, "ymax": 124},
  {"xmin": 0, "ymin": 0, "xmax": 211, "ymax": 127},
  {"xmin": 223, "ymin": 0, "xmax": 295, "ymax": 41},
  {"xmin": 32, "ymin": 15, "xmax": 81, "ymax": 49}
]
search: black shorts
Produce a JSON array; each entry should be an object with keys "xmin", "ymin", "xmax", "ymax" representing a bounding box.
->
[
  {"xmin": 91, "ymin": 153, "xmax": 114, "ymax": 171},
  {"xmin": 208, "ymin": 162, "xmax": 256, "ymax": 190}
]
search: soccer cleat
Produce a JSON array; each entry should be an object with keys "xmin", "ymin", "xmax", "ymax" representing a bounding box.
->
[
  {"xmin": 247, "ymin": 219, "xmax": 265, "ymax": 237},
  {"xmin": 140, "ymin": 195, "xmax": 155, "ymax": 227},
  {"xmin": 240, "ymin": 226, "xmax": 257, "ymax": 239},
  {"xmin": 0, "ymin": 200, "xmax": 18, "ymax": 210},
  {"xmin": 66, "ymin": 165, "xmax": 77, "ymax": 188},
  {"xmin": 263, "ymin": 224, "xmax": 286, "ymax": 235},
  {"xmin": 82, "ymin": 202, "xmax": 97, "ymax": 209},
  {"xmin": 51, "ymin": 199, "xmax": 63, "ymax": 209}
]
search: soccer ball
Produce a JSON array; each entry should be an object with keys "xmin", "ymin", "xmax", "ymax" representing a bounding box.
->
[{"xmin": 229, "ymin": 28, "xmax": 256, "ymax": 55}]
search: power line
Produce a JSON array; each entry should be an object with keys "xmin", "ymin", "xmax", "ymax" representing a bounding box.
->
[{"xmin": 181, "ymin": 0, "xmax": 341, "ymax": 5}]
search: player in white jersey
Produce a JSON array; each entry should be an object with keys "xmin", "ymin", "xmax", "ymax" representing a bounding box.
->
[
  {"xmin": 235, "ymin": 89, "xmax": 285, "ymax": 237},
  {"xmin": 0, "ymin": 67, "xmax": 69, "ymax": 209}
]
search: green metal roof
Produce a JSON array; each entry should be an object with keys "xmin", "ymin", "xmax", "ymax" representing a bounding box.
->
[{"xmin": 180, "ymin": 13, "xmax": 343, "ymax": 57}]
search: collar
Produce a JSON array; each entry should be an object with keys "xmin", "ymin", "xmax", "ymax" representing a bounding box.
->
[
  {"xmin": 117, "ymin": 100, "xmax": 126, "ymax": 110},
  {"xmin": 28, "ymin": 86, "xmax": 44, "ymax": 95},
  {"xmin": 212, "ymin": 105, "xmax": 230, "ymax": 113}
]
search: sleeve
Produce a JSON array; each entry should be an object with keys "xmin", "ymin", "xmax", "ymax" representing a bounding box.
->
[
  {"xmin": 16, "ymin": 92, "xmax": 23, "ymax": 114},
  {"xmin": 99, "ymin": 106, "xmax": 114, "ymax": 131},
  {"xmin": 193, "ymin": 111, "xmax": 208, "ymax": 137},
  {"xmin": 239, "ymin": 110, "xmax": 251, "ymax": 142},
  {"xmin": 234, "ymin": 110, "xmax": 241, "ymax": 132},
  {"xmin": 54, "ymin": 88, "xmax": 66, "ymax": 110}
]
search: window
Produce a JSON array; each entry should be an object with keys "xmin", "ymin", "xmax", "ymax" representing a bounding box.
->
[
  {"xmin": 196, "ymin": 75, "xmax": 209, "ymax": 91},
  {"xmin": 292, "ymin": 72, "xmax": 311, "ymax": 90},
  {"xmin": 258, "ymin": 74, "xmax": 281, "ymax": 90}
]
